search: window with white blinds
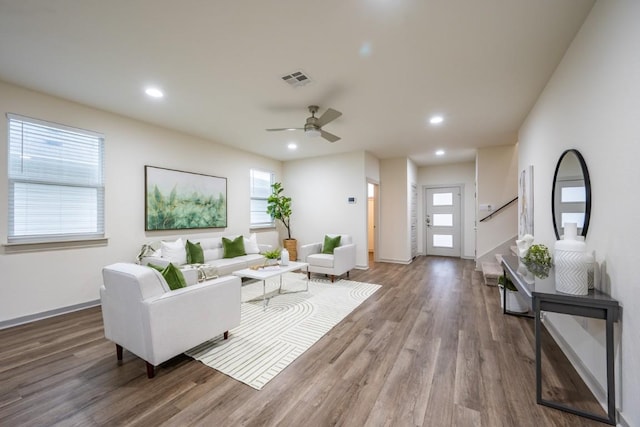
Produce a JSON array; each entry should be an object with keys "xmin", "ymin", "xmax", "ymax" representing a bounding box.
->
[
  {"xmin": 250, "ymin": 169, "xmax": 274, "ymax": 228},
  {"xmin": 7, "ymin": 113, "xmax": 105, "ymax": 243}
]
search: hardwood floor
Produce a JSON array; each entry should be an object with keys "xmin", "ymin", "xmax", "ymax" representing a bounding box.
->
[{"xmin": 0, "ymin": 256, "xmax": 608, "ymax": 426}]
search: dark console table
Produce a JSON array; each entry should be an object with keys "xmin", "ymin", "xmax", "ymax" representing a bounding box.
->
[{"xmin": 501, "ymin": 254, "xmax": 620, "ymax": 425}]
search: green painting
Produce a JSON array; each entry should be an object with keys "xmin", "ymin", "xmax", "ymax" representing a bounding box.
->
[{"xmin": 145, "ymin": 166, "xmax": 227, "ymax": 230}]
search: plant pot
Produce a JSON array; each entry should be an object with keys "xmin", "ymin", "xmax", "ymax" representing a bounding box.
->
[
  {"xmin": 283, "ymin": 239, "xmax": 297, "ymax": 262},
  {"xmin": 498, "ymin": 286, "xmax": 529, "ymax": 313}
]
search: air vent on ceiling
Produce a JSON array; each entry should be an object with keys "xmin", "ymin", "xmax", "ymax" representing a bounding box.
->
[{"xmin": 281, "ymin": 70, "xmax": 312, "ymax": 87}]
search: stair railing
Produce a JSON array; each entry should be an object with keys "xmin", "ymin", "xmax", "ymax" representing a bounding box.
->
[{"xmin": 479, "ymin": 196, "xmax": 518, "ymax": 222}]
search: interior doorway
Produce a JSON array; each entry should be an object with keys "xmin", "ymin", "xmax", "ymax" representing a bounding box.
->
[
  {"xmin": 425, "ymin": 185, "xmax": 462, "ymax": 257},
  {"xmin": 367, "ymin": 182, "xmax": 379, "ymax": 265}
]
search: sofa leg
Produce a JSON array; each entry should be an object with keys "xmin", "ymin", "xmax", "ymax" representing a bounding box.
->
[
  {"xmin": 347, "ymin": 271, "xmax": 350, "ymax": 278},
  {"xmin": 146, "ymin": 361, "xmax": 155, "ymax": 379},
  {"xmin": 331, "ymin": 275, "xmax": 335, "ymax": 283},
  {"xmin": 307, "ymin": 272, "xmax": 311, "ymax": 280},
  {"xmin": 224, "ymin": 331, "xmax": 229, "ymax": 340},
  {"xmin": 116, "ymin": 344, "xmax": 123, "ymax": 362}
]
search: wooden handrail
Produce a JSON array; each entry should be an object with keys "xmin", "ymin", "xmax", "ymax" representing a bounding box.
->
[{"xmin": 479, "ymin": 196, "xmax": 518, "ymax": 222}]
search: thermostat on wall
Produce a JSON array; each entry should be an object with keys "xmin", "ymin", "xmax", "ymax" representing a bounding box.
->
[{"xmin": 348, "ymin": 196, "xmax": 356, "ymax": 204}]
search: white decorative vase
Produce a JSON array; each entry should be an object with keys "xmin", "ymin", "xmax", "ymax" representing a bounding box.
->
[
  {"xmin": 280, "ymin": 248, "xmax": 289, "ymax": 266},
  {"xmin": 554, "ymin": 223, "xmax": 588, "ymax": 295},
  {"xmin": 584, "ymin": 250, "xmax": 596, "ymax": 290}
]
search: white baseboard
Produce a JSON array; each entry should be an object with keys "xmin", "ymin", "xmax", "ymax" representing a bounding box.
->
[
  {"xmin": 0, "ymin": 300, "xmax": 101, "ymax": 330},
  {"xmin": 376, "ymin": 257, "xmax": 412, "ymax": 265}
]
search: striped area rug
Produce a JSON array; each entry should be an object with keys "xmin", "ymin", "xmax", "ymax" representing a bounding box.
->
[{"xmin": 185, "ymin": 272, "xmax": 380, "ymax": 390}]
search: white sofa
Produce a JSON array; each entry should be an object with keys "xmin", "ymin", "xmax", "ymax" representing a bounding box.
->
[
  {"xmin": 298, "ymin": 234, "xmax": 356, "ymax": 282},
  {"xmin": 101, "ymin": 262, "xmax": 241, "ymax": 378},
  {"xmin": 139, "ymin": 235, "xmax": 271, "ymax": 283}
]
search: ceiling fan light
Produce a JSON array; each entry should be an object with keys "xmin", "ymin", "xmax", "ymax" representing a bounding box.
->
[{"xmin": 305, "ymin": 128, "xmax": 321, "ymax": 138}]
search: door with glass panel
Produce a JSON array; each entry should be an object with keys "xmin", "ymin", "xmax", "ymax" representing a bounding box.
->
[{"xmin": 425, "ymin": 186, "xmax": 461, "ymax": 257}]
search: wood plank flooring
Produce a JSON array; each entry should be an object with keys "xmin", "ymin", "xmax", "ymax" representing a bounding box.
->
[{"xmin": 0, "ymin": 256, "xmax": 608, "ymax": 426}]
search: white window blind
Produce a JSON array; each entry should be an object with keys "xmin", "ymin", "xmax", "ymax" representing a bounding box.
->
[
  {"xmin": 7, "ymin": 113, "xmax": 105, "ymax": 243},
  {"xmin": 250, "ymin": 169, "xmax": 274, "ymax": 228}
]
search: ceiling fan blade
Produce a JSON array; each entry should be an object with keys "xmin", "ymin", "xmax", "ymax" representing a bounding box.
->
[
  {"xmin": 316, "ymin": 108, "xmax": 342, "ymax": 127},
  {"xmin": 320, "ymin": 130, "xmax": 341, "ymax": 143},
  {"xmin": 266, "ymin": 128, "xmax": 303, "ymax": 132}
]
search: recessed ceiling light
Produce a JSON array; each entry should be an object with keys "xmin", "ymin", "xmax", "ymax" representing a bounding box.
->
[
  {"xmin": 145, "ymin": 87, "xmax": 164, "ymax": 98},
  {"xmin": 288, "ymin": 143, "xmax": 297, "ymax": 150},
  {"xmin": 429, "ymin": 115, "xmax": 444, "ymax": 125},
  {"xmin": 435, "ymin": 149, "xmax": 445, "ymax": 156},
  {"xmin": 359, "ymin": 42, "xmax": 373, "ymax": 57}
]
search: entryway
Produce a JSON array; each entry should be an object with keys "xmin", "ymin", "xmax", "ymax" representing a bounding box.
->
[
  {"xmin": 425, "ymin": 186, "xmax": 462, "ymax": 257},
  {"xmin": 367, "ymin": 182, "xmax": 379, "ymax": 265}
]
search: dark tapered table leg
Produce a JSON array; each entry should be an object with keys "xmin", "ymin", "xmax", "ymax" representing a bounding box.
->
[{"xmin": 534, "ymin": 298, "xmax": 542, "ymax": 404}]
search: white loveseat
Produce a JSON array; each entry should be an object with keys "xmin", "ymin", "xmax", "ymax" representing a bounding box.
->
[
  {"xmin": 101, "ymin": 262, "xmax": 241, "ymax": 378},
  {"xmin": 139, "ymin": 235, "xmax": 271, "ymax": 283},
  {"xmin": 298, "ymin": 234, "xmax": 356, "ymax": 282}
]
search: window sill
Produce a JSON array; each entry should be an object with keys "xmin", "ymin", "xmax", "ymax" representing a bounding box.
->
[
  {"xmin": 3, "ymin": 237, "xmax": 109, "ymax": 253},
  {"xmin": 250, "ymin": 225, "xmax": 276, "ymax": 231}
]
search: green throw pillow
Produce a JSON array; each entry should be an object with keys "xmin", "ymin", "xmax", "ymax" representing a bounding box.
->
[
  {"xmin": 322, "ymin": 235, "xmax": 342, "ymax": 254},
  {"xmin": 185, "ymin": 240, "xmax": 205, "ymax": 264},
  {"xmin": 222, "ymin": 236, "xmax": 246, "ymax": 258},
  {"xmin": 148, "ymin": 263, "xmax": 186, "ymax": 291},
  {"xmin": 147, "ymin": 263, "xmax": 164, "ymax": 272}
]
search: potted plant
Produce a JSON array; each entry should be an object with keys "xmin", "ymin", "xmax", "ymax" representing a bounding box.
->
[
  {"xmin": 266, "ymin": 182, "xmax": 297, "ymax": 261},
  {"xmin": 523, "ymin": 244, "xmax": 552, "ymax": 279},
  {"xmin": 498, "ymin": 275, "xmax": 528, "ymax": 313},
  {"xmin": 262, "ymin": 248, "xmax": 281, "ymax": 266}
]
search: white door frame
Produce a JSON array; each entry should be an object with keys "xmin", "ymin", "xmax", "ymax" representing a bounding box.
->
[
  {"xmin": 367, "ymin": 179, "xmax": 380, "ymax": 265},
  {"xmin": 423, "ymin": 184, "xmax": 465, "ymax": 257}
]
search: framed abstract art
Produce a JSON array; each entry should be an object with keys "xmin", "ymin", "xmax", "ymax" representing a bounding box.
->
[
  {"xmin": 518, "ymin": 165, "xmax": 534, "ymax": 237},
  {"xmin": 145, "ymin": 166, "xmax": 227, "ymax": 231}
]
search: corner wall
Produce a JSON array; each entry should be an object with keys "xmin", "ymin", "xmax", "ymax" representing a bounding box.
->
[
  {"xmin": 518, "ymin": 1, "xmax": 640, "ymax": 424},
  {"xmin": 475, "ymin": 145, "xmax": 518, "ymax": 263},
  {"xmin": 282, "ymin": 152, "xmax": 369, "ymax": 268},
  {"xmin": 378, "ymin": 158, "xmax": 412, "ymax": 263},
  {"xmin": 0, "ymin": 81, "xmax": 282, "ymax": 324}
]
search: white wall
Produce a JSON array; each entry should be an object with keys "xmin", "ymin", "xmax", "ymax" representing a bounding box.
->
[
  {"xmin": 378, "ymin": 158, "xmax": 411, "ymax": 263},
  {"xmin": 417, "ymin": 161, "xmax": 476, "ymax": 258},
  {"xmin": 282, "ymin": 151, "xmax": 369, "ymax": 268},
  {"xmin": 518, "ymin": 1, "xmax": 640, "ymax": 424},
  {"xmin": 408, "ymin": 159, "xmax": 417, "ymax": 258},
  {"xmin": 476, "ymin": 145, "xmax": 518, "ymax": 260},
  {"xmin": 0, "ymin": 81, "xmax": 281, "ymax": 323},
  {"xmin": 365, "ymin": 151, "xmax": 380, "ymax": 183}
]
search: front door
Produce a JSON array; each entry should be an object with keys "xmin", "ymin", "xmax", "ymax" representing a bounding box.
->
[{"xmin": 425, "ymin": 186, "xmax": 461, "ymax": 257}]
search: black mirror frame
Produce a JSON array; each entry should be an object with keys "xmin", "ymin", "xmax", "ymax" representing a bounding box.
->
[{"xmin": 551, "ymin": 149, "xmax": 592, "ymax": 240}]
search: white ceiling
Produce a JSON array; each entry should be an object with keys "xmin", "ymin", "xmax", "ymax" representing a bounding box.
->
[{"xmin": 0, "ymin": 0, "xmax": 594, "ymax": 166}]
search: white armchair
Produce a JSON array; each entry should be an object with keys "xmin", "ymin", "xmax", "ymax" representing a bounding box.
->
[
  {"xmin": 298, "ymin": 234, "xmax": 356, "ymax": 282},
  {"xmin": 100, "ymin": 263, "xmax": 241, "ymax": 378}
]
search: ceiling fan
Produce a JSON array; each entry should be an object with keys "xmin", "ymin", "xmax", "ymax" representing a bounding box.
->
[{"xmin": 266, "ymin": 105, "xmax": 342, "ymax": 142}]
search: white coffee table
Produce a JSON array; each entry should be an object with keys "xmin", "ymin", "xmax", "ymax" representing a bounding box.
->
[{"xmin": 232, "ymin": 261, "xmax": 309, "ymax": 310}]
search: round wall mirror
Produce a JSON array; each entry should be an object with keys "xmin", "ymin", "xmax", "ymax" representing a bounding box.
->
[{"xmin": 551, "ymin": 149, "xmax": 591, "ymax": 240}]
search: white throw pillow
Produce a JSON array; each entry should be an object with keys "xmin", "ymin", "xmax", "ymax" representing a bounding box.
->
[
  {"xmin": 161, "ymin": 238, "xmax": 187, "ymax": 265},
  {"xmin": 244, "ymin": 233, "xmax": 260, "ymax": 254}
]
